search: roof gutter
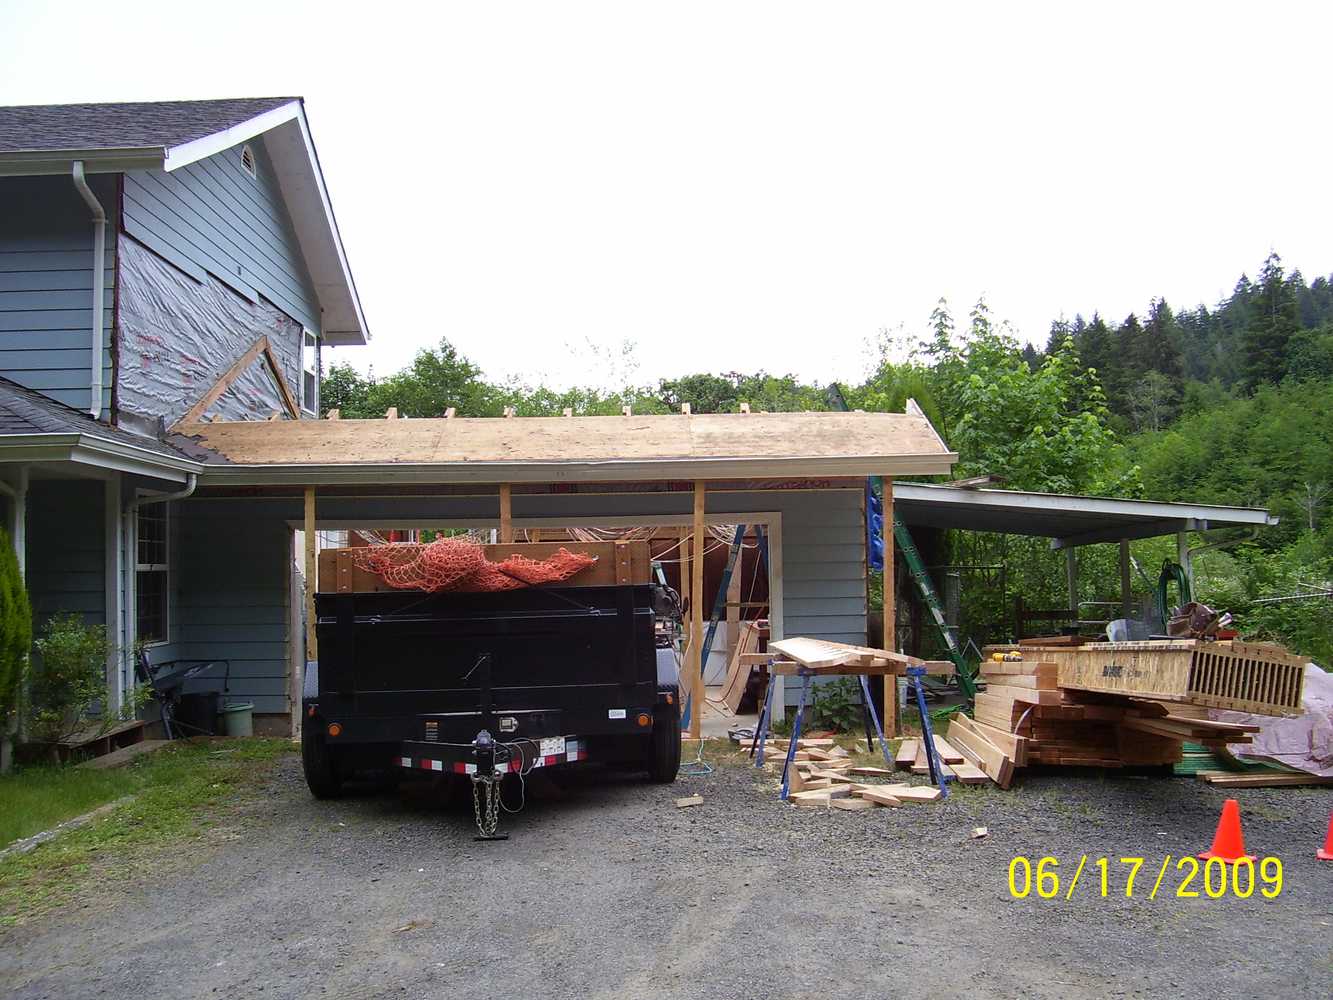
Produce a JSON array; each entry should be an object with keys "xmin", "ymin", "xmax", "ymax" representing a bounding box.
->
[{"xmin": 71, "ymin": 161, "xmax": 106, "ymax": 419}]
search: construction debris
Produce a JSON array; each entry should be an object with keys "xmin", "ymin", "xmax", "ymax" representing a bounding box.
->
[{"xmin": 675, "ymin": 794, "xmax": 704, "ymax": 809}]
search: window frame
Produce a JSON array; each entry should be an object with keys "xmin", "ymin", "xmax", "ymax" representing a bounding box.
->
[
  {"xmin": 135, "ymin": 499, "xmax": 170, "ymax": 648},
  {"xmin": 300, "ymin": 330, "xmax": 319, "ymax": 416}
]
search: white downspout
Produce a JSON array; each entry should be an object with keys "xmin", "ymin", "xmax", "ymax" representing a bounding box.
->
[
  {"xmin": 71, "ymin": 161, "xmax": 106, "ymax": 419},
  {"xmin": 124, "ymin": 475, "xmax": 197, "ymax": 698}
]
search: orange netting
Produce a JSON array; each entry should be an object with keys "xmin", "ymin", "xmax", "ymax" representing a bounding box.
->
[{"xmin": 349, "ymin": 537, "xmax": 597, "ymax": 593}]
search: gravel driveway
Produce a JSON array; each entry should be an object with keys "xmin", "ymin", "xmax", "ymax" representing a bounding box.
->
[{"xmin": 2, "ymin": 749, "xmax": 1330, "ymax": 999}]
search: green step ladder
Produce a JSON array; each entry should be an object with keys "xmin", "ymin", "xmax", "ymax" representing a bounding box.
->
[{"xmin": 891, "ymin": 513, "xmax": 978, "ymax": 701}]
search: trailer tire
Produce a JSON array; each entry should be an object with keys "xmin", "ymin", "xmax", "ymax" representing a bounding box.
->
[
  {"xmin": 302, "ymin": 721, "xmax": 344, "ymax": 799},
  {"xmin": 646, "ymin": 695, "xmax": 681, "ymax": 783}
]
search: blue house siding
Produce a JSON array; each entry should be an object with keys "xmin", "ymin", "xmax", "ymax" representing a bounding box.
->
[
  {"xmin": 122, "ymin": 139, "xmax": 320, "ymax": 334},
  {"xmin": 25, "ymin": 480, "xmax": 105, "ymax": 627},
  {"xmin": 175, "ymin": 499, "xmax": 291, "ymax": 715},
  {"xmin": 0, "ymin": 175, "xmax": 116, "ymax": 413}
]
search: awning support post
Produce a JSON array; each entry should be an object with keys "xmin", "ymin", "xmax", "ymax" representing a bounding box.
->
[
  {"xmin": 304, "ymin": 487, "xmax": 317, "ymax": 664},
  {"xmin": 1119, "ymin": 539, "xmax": 1132, "ymax": 619},
  {"xmin": 1065, "ymin": 547, "xmax": 1078, "ymax": 618},
  {"xmin": 1176, "ymin": 530, "xmax": 1193, "ymax": 592},
  {"xmin": 689, "ymin": 481, "xmax": 705, "ymax": 741}
]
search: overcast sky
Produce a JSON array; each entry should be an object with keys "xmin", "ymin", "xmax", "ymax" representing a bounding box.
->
[{"xmin": 4, "ymin": 2, "xmax": 1329, "ymax": 390}]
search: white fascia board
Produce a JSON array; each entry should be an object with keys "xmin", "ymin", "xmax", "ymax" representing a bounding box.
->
[
  {"xmin": 0, "ymin": 433, "xmax": 201, "ymax": 482},
  {"xmin": 291, "ymin": 110, "xmax": 368, "ymax": 344},
  {"xmin": 893, "ymin": 483, "xmax": 1276, "ymax": 526},
  {"xmin": 162, "ymin": 102, "xmax": 303, "ymax": 171},
  {"xmin": 0, "ymin": 149, "xmax": 164, "ymax": 176},
  {"xmin": 196, "ymin": 454, "xmax": 958, "ymax": 487}
]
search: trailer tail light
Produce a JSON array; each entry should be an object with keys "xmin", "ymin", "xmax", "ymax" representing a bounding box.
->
[
  {"xmin": 327, "ymin": 722, "xmax": 342, "ymax": 737},
  {"xmin": 637, "ymin": 713, "xmax": 651, "ymax": 727},
  {"xmin": 665, "ymin": 692, "xmax": 674, "ymax": 705}
]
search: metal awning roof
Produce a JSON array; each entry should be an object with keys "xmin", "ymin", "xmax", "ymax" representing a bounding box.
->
[{"xmin": 892, "ymin": 483, "xmax": 1277, "ymax": 549}]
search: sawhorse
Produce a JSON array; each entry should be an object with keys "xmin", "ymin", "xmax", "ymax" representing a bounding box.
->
[{"xmin": 751, "ymin": 661, "xmax": 952, "ymax": 800}]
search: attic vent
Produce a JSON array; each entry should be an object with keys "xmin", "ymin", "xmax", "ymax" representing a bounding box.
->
[{"xmin": 240, "ymin": 144, "xmax": 257, "ymax": 179}]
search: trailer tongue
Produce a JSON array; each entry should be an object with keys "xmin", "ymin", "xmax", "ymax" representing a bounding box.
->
[{"xmin": 301, "ymin": 542, "xmax": 682, "ymax": 838}]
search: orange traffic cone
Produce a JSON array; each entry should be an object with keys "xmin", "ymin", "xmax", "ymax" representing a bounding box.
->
[
  {"xmin": 1318, "ymin": 812, "xmax": 1333, "ymax": 862},
  {"xmin": 1198, "ymin": 798, "xmax": 1255, "ymax": 864}
]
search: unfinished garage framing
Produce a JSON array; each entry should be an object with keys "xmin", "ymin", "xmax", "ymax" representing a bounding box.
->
[{"xmin": 163, "ymin": 406, "xmax": 958, "ymax": 733}]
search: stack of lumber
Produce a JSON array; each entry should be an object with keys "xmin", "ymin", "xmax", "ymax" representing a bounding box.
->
[
  {"xmin": 995, "ymin": 638, "xmax": 1307, "ymax": 717},
  {"xmin": 959, "ymin": 657, "xmax": 1263, "ymax": 780}
]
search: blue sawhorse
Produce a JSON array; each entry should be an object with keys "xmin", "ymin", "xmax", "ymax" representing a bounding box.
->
[{"xmin": 751, "ymin": 661, "xmax": 952, "ymax": 800}]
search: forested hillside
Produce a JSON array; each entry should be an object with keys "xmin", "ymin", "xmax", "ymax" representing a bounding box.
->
[{"xmin": 323, "ymin": 253, "xmax": 1333, "ymax": 664}]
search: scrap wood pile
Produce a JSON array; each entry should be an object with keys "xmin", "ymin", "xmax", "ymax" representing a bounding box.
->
[{"xmin": 758, "ymin": 736, "xmax": 987, "ymax": 808}]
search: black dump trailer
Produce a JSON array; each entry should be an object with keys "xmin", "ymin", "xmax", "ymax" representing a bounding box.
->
[{"xmin": 301, "ymin": 582, "xmax": 682, "ymax": 836}]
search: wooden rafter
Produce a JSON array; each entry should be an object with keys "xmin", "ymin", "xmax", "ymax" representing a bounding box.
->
[{"xmin": 172, "ymin": 335, "xmax": 301, "ymax": 429}]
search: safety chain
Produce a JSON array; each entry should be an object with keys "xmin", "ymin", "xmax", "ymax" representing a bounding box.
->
[{"xmin": 471, "ymin": 774, "xmax": 502, "ymax": 838}]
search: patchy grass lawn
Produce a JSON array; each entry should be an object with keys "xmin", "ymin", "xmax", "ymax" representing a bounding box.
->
[{"xmin": 0, "ymin": 738, "xmax": 294, "ymax": 926}]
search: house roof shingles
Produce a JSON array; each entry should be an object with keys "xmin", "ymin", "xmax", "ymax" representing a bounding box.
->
[
  {"xmin": 0, "ymin": 377, "xmax": 191, "ymax": 461},
  {"xmin": 0, "ymin": 97, "xmax": 299, "ymax": 154}
]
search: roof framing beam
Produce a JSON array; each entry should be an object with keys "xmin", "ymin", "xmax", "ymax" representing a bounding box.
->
[{"xmin": 1050, "ymin": 518, "xmax": 1209, "ymax": 550}]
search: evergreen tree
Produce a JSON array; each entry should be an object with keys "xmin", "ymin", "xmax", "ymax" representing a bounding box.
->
[
  {"xmin": 0, "ymin": 526, "xmax": 32, "ymax": 772},
  {"xmin": 1243, "ymin": 253, "xmax": 1301, "ymax": 389}
]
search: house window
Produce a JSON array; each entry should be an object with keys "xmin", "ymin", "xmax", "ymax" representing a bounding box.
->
[
  {"xmin": 240, "ymin": 144, "xmax": 257, "ymax": 179},
  {"xmin": 136, "ymin": 504, "xmax": 169, "ymax": 645},
  {"xmin": 301, "ymin": 331, "xmax": 319, "ymax": 415}
]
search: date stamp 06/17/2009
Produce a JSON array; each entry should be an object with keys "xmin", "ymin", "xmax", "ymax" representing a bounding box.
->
[{"xmin": 1007, "ymin": 855, "xmax": 1284, "ymax": 900}]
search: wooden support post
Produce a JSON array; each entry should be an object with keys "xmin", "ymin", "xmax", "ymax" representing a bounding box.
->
[
  {"xmin": 725, "ymin": 537, "xmax": 742, "ymax": 672},
  {"xmin": 1119, "ymin": 539, "xmax": 1132, "ymax": 619},
  {"xmin": 1065, "ymin": 547, "xmax": 1078, "ymax": 617},
  {"xmin": 304, "ymin": 487, "xmax": 317, "ymax": 664},
  {"xmin": 690, "ymin": 482, "xmax": 706, "ymax": 740},
  {"xmin": 1176, "ymin": 530, "xmax": 1192, "ymax": 592},
  {"xmin": 883, "ymin": 476, "xmax": 898, "ymax": 737},
  {"xmin": 499, "ymin": 484, "xmax": 513, "ymax": 543}
]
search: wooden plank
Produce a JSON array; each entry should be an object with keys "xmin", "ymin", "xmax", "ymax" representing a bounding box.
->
[
  {"xmin": 674, "ymin": 794, "xmax": 703, "ymax": 808},
  {"xmin": 613, "ymin": 540, "xmax": 633, "ymax": 585},
  {"xmin": 303, "ymin": 487, "xmax": 316, "ymax": 661},
  {"xmin": 831, "ymin": 798, "xmax": 875, "ymax": 812},
  {"xmin": 980, "ymin": 659, "xmax": 1059, "ymax": 677},
  {"xmin": 853, "ymin": 787, "xmax": 903, "ymax": 807},
  {"xmin": 769, "ymin": 637, "xmax": 927, "ymax": 670},
  {"xmin": 978, "ymin": 673, "xmax": 1056, "ymax": 690},
  {"xmin": 1198, "ymin": 771, "xmax": 1333, "ymax": 787},
  {"xmin": 982, "ymin": 684, "xmax": 1064, "ymax": 705},
  {"xmin": 894, "ymin": 738, "xmax": 918, "ymax": 768},
  {"xmin": 946, "ymin": 715, "xmax": 1013, "ymax": 789},
  {"xmin": 965, "ymin": 717, "xmax": 1029, "ymax": 767},
  {"xmin": 849, "ymin": 766, "xmax": 897, "ymax": 778},
  {"xmin": 689, "ymin": 481, "xmax": 705, "ymax": 741},
  {"xmin": 171, "ymin": 334, "xmax": 271, "ymax": 428},
  {"xmin": 951, "ymin": 761, "xmax": 990, "ymax": 785},
  {"xmin": 932, "ymin": 735, "xmax": 965, "ymax": 764},
  {"xmin": 792, "ymin": 785, "xmax": 851, "ymax": 803},
  {"xmin": 856, "ymin": 783, "xmax": 941, "ymax": 804},
  {"xmin": 498, "ymin": 484, "xmax": 513, "ymax": 543}
]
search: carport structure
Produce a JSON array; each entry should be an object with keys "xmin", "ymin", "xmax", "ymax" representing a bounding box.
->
[
  {"xmin": 893, "ymin": 482, "xmax": 1279, "ymax": 628},
  {"xmin": 166, "ymin": 405, "xmax": 956, "ymax": 735}
]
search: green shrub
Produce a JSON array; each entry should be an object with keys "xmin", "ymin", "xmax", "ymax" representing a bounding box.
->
[
  {"xmin": 0, "ymin": 528, "xmax": 31, "ymax": 731},
  {"xmin": 810, "ymin": 677, "xmax": 865, "ymax": 733},
  {"xmin": 29, "ymin": 614, "xmax": 108, "ymax": 744}
]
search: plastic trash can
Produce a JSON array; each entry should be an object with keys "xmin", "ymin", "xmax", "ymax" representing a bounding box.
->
[{"xmin": 218, "ymin": 702, "xmax": 255, "ymax": 737}]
